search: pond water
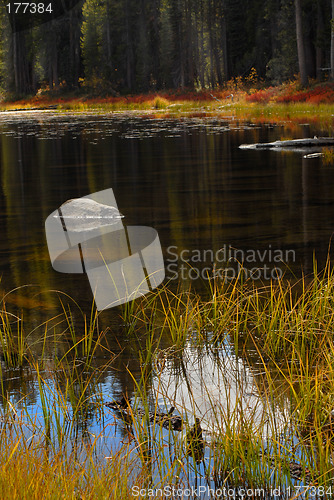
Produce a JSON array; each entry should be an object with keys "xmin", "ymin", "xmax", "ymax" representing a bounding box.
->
[
  {"xmin": 0, "ymin": 110, "xmax": 333, "ymax": 494},
  {"xmin": 1, "ymin": 112, "xmax": 333, "ymax": 309}
]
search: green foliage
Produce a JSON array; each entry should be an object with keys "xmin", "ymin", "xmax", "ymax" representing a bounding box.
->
[
  {"xmin": 266, "ymin": 0, "xmax": 298, "ymax": 85},
  {"xmin": 81, "ymin": 0, "xmax": 106, "ymax": 82}
]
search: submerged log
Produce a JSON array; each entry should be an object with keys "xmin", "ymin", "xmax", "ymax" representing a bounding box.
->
[
  {"xmin": 239, "ymin": 137, "xmax": 334, "ymax": 150},
  {"xmin": 303, "ymin": 152, "xmax": 323, "ymax": 158}
]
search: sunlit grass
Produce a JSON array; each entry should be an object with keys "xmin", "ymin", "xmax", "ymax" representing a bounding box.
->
[
  {"xmin": 322, "ymin": 147, "xmax": 334, "ymax": 165},
  {"xmin": 0, "ymin": 429, "xmax": 133, "ymax": 499}
]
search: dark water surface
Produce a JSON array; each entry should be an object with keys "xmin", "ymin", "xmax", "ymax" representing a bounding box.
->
[
  {"xmin": 1, "ymin": 111, "xmax": 333, "ymax": 311},
  {"xmin": 0, "ymin": 111, "xmax": 333, "ymax": 492}
]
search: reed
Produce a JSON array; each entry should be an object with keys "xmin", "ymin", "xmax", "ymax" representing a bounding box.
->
[{"xmin": 0, "ymin": 304, "xmax": 27, "ymax": 367}]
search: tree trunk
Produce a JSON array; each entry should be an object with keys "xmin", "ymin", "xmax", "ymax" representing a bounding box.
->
[
  {"xmin": 171, "ymin": 0, "xmax": 185, "ymax": 88},
  {"xmin": 125, "ymin": 0, "xmax": 134, "ymax": 90},
  {"xmin": 185, "ymin": 0, "xmax": 195, "ymax": 87},
  {"xmin": 295, "ymin": 0, "xmax": 308, "ymax": 86},
  {"xmin": 13, "ymin": 31, "xmax": 33, "ymax": 94},
  {"xmin": 198, "ymin": 0, "xmax": 205, "ymax": 87},
  {"xmin": 316, "ymin": 0, "xmax": 324, "ymax": 80},
  {"xmin": 193, "ymin": 6, "xmax": 202, "ymax": 87},
  {"xmin": 48, "ymin": 26, "xmax": 59, "ymax": 90},
  {"xmin": 69, "ymin": 9, "xmax": 81, "ymax": 88},
  {"xmin": 331, "ymin": 0, "xmax": 334, "ymax": 79},
  {"xmin": 207, "ymin": 0, "xmax": 215, "ymax": 87},
  {"xmin": 221, "ymin": 10, "xmax": 229, "ymax": 81}
]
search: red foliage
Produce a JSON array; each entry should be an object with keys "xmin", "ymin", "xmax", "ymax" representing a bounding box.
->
[
  {"xmin": 246, "ymin": 88, "xmax": 276, "ymax": 103},
  {"xmin": 4, "ymin": 82, "xmax": 334, "ymax": 110},
  {"xmin": 246, "ymin": 83, "xmax": 334, "ymax": 105},
  {"xmin": 275, "ymin": 84, "xmax": 334, "ymax": 104}
]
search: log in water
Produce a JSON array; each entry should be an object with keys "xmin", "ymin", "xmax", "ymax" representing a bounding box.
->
[{"xmin": 239, "ymin": 137, "xmax": 334, "ymax": 150}]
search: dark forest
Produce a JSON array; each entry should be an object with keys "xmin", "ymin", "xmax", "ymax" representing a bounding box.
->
[{"xmin": 0, "ymin": 0, "xmax": 333, "ymax": 96}]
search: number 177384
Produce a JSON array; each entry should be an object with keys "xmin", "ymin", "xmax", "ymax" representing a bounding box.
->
[{"xmin": 6, "ymin": 3, "xmax": 53, "ymax": 14}]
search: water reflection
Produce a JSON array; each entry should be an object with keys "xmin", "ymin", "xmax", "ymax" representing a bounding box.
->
[
  {"xmin": 0, "ymin": 118, "xmax": 331, "ymax": 364},
  {"xmin": 154, "ymin": 344, "xmax": 287, "ymax": 440},
  {"xmin": 0, "ymin": 113, "xmax": 333, "ymax": 317},
  {"xmin": 0, "ymin": 113, "xmax": 333, "ymax": 475}
]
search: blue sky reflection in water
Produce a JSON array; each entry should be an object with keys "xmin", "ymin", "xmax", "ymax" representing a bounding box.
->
[{"xmin": 8, "ymin": 342, "xmax": 291, "ymax": 496}]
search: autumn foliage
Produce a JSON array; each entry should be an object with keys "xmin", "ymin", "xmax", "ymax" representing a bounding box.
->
[
  {"xmin": 246, "ymin": 82, "xmax": 334, "ymax": 104},
  {"xmin": 2, "ymin": 80, "xmax": 334, "ymax": 111}
]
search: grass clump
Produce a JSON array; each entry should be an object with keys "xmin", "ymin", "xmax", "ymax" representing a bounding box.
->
[
  {"xmin": 0, "ymin": 306, "xmax": 27, "ymax": 367},
  {"xmin": 322, "ymin": 147, "xmax": 334, "ymax": 165},
  {"xmin": 0, "ymin": 431, "xmax": 133, "ymax": 499},
  {"xmin": 150, "ymin": 96, "xmax": 170, "ymax": 109}
]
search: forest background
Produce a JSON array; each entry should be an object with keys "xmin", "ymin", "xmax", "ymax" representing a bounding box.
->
[{"xmin": 1, "ymin": 0, "xmax": 334, "ymax": 99}]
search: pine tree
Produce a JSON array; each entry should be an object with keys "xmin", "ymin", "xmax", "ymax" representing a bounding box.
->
[{"xmin": 295, "ymin": 0, "xmax": 309, "ymax": 86}]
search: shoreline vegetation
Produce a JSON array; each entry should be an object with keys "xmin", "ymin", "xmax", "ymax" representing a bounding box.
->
[
  {"xmin": 1, "ymin": 262, "xmax": 334, "ymax": 497},
  {"xmin": 2, "ymin": 79, "xmax": 334, "ymax": 128}
]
